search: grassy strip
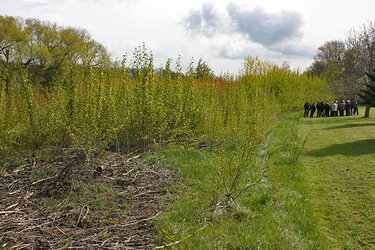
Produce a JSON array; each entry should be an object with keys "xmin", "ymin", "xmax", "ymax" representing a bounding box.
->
[
  {"xmin": 147, "ymin": 112, "xmax": 326, "ymax": 248},
  {"xmin": 299, "ymin": 107, "xmax": 375, "ymax": 248}
]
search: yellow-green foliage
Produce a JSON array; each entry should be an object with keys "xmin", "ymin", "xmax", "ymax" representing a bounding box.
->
[{"xmin": 0, "ymin": 49, "xmax": 332, "ymax": 160}]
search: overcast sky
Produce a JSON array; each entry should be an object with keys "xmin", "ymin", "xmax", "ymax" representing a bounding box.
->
[{"xmin": 1, "ymin": 0, "xmax": 374, "ymax": 74}]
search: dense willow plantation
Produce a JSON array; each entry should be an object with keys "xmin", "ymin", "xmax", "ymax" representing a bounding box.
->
[{"xmin": 0, "ymin": 16, "xmax": 330, "ymax": 162}]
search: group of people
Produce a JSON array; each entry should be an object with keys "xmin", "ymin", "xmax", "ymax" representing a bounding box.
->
[{"xmin": 304, "ymin": 100, "xmax": 359, "ymax": 118}]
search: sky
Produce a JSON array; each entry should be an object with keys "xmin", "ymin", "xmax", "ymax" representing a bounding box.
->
[{"xmin": 1, "ymin": 0, "xmax": 374, "ymax": 74}]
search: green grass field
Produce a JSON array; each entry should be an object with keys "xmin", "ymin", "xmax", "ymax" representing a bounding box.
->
[
  {"xmin": 150, "ymin": 107, "xmax": 375, "ymax": 248},
  {"xmin": 148, "ymin": 112, "xmax": 320, "ymax": 248},
  {"xmin": 300, "ymin": 107, "xmax": 375, "ymax": 248}
]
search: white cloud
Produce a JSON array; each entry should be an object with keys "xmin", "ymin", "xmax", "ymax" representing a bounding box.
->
[
  {"xmin": 182, "ymin": 2, "xmax": 312, "ymax": 72},
  {"xmin": 1, "ymin": 0, "xmax": 374, "ymax": 73}
]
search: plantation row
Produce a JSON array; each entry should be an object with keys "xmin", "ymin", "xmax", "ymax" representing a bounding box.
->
[{"xmin": 0, "ymin": 43, "xmax": 331, "ymax": 163}]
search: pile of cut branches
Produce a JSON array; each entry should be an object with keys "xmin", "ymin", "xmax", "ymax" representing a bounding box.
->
[{"xmin": 0, "ymin": 150, "xmax": 176, "ymax": 249}]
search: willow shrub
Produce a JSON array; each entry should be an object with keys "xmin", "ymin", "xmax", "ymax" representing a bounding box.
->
[{"xmin": 0, "ymin": 50, "xmax": 331, "ymax": 167}]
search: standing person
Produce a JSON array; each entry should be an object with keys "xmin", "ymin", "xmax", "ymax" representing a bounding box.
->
[
  {"xmin": 336, "ymin": 101, "xmax": 340, "ymax": 116},
  {"xmin": 316, "ymin": 101, "xmax": 322, "ymax": 117},
  {"xmin": 304, "ymin": 101, "xmax": 310, "ymax": 118},
  {"xmin": 324, "ymin": 101, "xmax": 331, "ymax": 117},
  {"xmin": 345, "ymin": 100, "xmax": 351, "ymax": 116},
  {"xmin": 352, "ymin": 100, "xmax": 359, "ymax": 115},
  {"xmin": 331, "ymin": 101, "xmax": 338, "ymax": 117},
  {"xmin": 310, "ymin": 103, "xmax": 316, "ymax": 118},
  {"xmin": 339, "ymin": 100, "xmax": 345, "ymax": 116}
]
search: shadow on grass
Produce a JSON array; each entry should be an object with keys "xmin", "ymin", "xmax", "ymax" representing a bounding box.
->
[
  {"xmin": 309, "ymin": 139, "xmax": 375, "ymax": 157},
  {"xmin": 326, "ymin": 123, "xmax": 375, "ymax": 130},
  {"xmin": 302, "ymin": 116, "xmax": 365, "ymax": 125}
]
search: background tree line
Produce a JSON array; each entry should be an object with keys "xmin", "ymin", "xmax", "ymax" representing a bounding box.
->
[
  {"xmin": 0, "ymin": 15, "xmax": 216, "ymax": 93},
  {"xmin": 0, "ymin": 15, "xmax": 110, "ymax": 92},
  {"xmin": 307, "ymin": 20, "xmax": 375, "ymax": 117}
]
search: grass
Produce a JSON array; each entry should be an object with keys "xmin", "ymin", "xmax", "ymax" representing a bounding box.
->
[
  {"xmin": 149, "ymin": 112, "xmax": 326, "ymax": 248},
  {"xmin": 150, "ymin": 107, "xmax": 375, "ymax": 248},
  {"xmin": 299, "ymin": 106, "xmax": 375, "ymax": 248}
]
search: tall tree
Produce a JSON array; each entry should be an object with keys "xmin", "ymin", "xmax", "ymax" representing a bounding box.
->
[
  {"xmin": 0, "ymin": 16, "xmax": 27, "ymax": 93},
  {"xmin": 346, "ymin": 21, "xmax": 375, "ymax": 117},
  {"xmin": 315, "ymin": 40, "xmax": 346, "ymax": 64},
  {"xmin": 0, "ymin": 16, "xmax": 26, "ymax": 64},
  {"xmin": 358, "ymin": 71, "xmax": 375, "ymax": 117},
  {"xmin": 340, "ymin": 48, "xmax": 362, "ymax": 97},
  {"xmin": 308, "ymin": 40, "xmax": 346, "ymax": 94},
  {"xmin": 0, "ymin": 15, "xmax": 112, "ymax": 89},
  {"xmin": 306, "ymin": 60, "xmax": 326, "ymax": 78},
  {"xmin": 307, "ymin": 20, "xmax": 375, "ymax": 114}
]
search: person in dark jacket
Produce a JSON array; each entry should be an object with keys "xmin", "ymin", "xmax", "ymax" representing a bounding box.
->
[
  {"xmin": 339, "ymin": 100, "xmax": 345, "ymax": 116},
  {"xmin": 304, "ymin": 101, "xmax": 310, "ymax": 118},
  {"xmin": 310, "ymin": 103, "xmax": 316, "ymax": 118},
  {"xmin": 352, "ymin": 101, "xmax": 359, "ymax": 115},
  {"xmin": 345, "ymin": 100, "xmax": 352, "ymax": 116},
  {"xmin": 316, "ymin": 101, "xmax": 322, "ymax": 117},
  {"xmin": 324, "ymin": 101, "xmax": 331, "ymax": 117}
]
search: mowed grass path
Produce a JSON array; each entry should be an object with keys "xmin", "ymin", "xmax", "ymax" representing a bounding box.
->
[{"xmin": 299, "ymin": 107, "xmax": 375, "ymax": 248}]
